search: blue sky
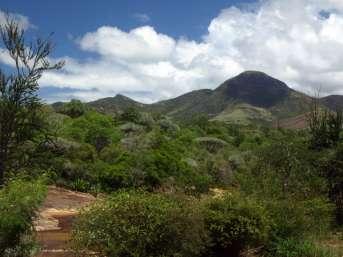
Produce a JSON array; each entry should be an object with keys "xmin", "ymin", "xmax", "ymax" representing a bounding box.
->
[
  {"xmin": 1, "ymin": 0, "xmax": 343, "ymax": 103},
  {"xmin": 1, "ymin": 0, "xmax": 255, "ymax": 59}
]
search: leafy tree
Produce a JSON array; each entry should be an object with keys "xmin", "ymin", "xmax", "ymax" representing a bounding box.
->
[
  {"xmin": 62, "ymin": 111, "xmax": 120, "ymax": 152},
  {"xmin": 120, "ymin": 106, "xmax": 140, "ymax": 123},
  {"xmin": 307, "ymin": 97, "xmax": 343, "ymax": 150},
  {"xmin": 58, "ymin": 99, "xmax": 87, "ymax": 118},
  {"xmin": 0, "ymin": 18, "xmax": 63, "ymax": 184}
]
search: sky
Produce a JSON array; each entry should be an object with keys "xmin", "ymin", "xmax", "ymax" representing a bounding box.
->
[{"xmin": 1, "ymin": 0, "xmax": 343, "ymax": 103}]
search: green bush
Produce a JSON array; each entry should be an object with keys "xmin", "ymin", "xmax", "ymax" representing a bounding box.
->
[
  {"xmin": 270, "ymin": 238, "xmax": 341, "ymax": 257},
  {"xmin": 61, "ymin": 111, "xmax": 120, "ymax": 151},
  {"xmin": 97, "ymin": 161, "xmax": 134, "ymax": 191},
  {"xmin": 322, "ymin": 143, "xmax": 343, "ymax": 225},
  {"xmin": 267, "ymin": 198, "xmax": 334, "ymax": 241},
  {"xmin": 202, "ymin": 192, "xmax": 269, "ymax": 257},
  {"xmin": 0, "ymin": 179, "xmax": 47, "ymax": 256},
  {"xmin": 57, "ymin": 99, "xmax": 88, "ymax": 118},
  {"xmin": 120, "ymin": 107, "xmax": 141, "ymax": 123},
  {"xmin": 72, "ymin": 191, "xmax": 208, "ymax": 257}
]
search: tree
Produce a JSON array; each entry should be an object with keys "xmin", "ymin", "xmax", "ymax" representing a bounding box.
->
[
  {"xmin": 58, "ymin": 99, "xmax": 87, "ymax": 118},
  {"xmin": 307, "ymin": 96, "xmax": 343, "ymax": 150},
  {"xmin": 0, "ymin": 18, "xmax": 64, "ymax": 184}
]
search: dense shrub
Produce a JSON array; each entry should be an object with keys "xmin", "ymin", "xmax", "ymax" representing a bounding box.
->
[
  {"xmin": 322, "ymin": 143, "xmax": 343, "ymax": 225},
  {"xmin": 0, "ymin": 179, "xmax": 47, "ymax": 256},
  {"xmin": 270, "ymin": 238, "xmax": 341, "ymax": 257},
  {"xmin": 307, "ymin": 104, "xmax": 343, "ymax": 150},
  {"xmin": 202, "ymin": 192, "xmax": 269, "ymax": 257},
  {"xmin": 61, "ymin": 111, "xmax": 120, "ymax": 151},
  {"xmin": 120, "ymin": 107, "xmax": 141, "ymax": 123},
  {"xmin": 195, "ymin": 137, "xmax": 228, "ymax": 153},
  {"xmin": 237, "ymin": 138, "xmax": 328, "ymax": 199},
  {"xmin": 266, "ymin": 198, "xmax": 334, "ymax": 241},
  {"xmin": 72, "ymin": 191, "xmax": 208, "ymax": 257},
  {"xmin": 57, "ymin": 99, "xmax": 88, "ymax": 118}
]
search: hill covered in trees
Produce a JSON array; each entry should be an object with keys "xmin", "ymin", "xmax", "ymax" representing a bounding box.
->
[{"xmin": 85, "ymin": 71, "xmax": 342, "ymax": 127}]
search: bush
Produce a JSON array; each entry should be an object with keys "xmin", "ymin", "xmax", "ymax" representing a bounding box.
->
[
  {"xmin": 0, "ymin": 179, "xmax": 47, "ymax": 256},
  {"xmin": 120, "ymin": 107, "xmax": 140, "ymax": 123},
  {"xmin": 72, "ymin": 191, "xmax": 208, "ymax": 257},
  {"xmin": 267, "ymin": 198, "xmax": 334, "ymax": 241},
  {"xmin": 323, "ymin": 143, "xmax": 343, "ymax": 225},
  {"xmin": 270, "ymin": 238, "xmax": 341, "ymax": 257},
  {"xmin": 62, "ymin": 111, "xmax": 120, "ymax": 152},
  {"xmin": 58, "ymin": 99, "xmax": 88, "ymax": 118},
  {"xmin": 195, "ymin": 137, "xmax": 228, "ymax": 153},
  {"xmin": 202, "ymin": 192, "xmax": 269, "ymax": 257}
]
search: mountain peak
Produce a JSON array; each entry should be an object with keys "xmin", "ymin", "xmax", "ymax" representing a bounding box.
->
[
  {"xmin": 215, "ymin": 71, "xmax": 292, "ymax": 108},
  {"xmin": 113, "ymin": 94, "xmax": 131, "ymax": 100},
  {"xmin": 237, "ymin": 70, "xmax": 269, "ymax": 77}
]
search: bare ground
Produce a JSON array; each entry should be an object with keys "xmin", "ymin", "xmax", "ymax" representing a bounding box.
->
[{"xmin": 34, "ymin": 186, "xmax": 96, "ymax": 257}]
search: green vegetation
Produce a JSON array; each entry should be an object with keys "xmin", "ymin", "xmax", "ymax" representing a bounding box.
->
[
  {"xmin": 0, "ymin": 179, "xmax": 47, "ymax": 257},
  {"xmin": 0, "ymin": 18, "xmax": 63, "ymax": 184},
  {"xmin": 73, "ymin": 191, "xmax": 208, "ymax": 257},
  {"xmin": 1, "ymin": 15, "xmax": 343, "ymax": 257},
  {"xmin": 31, "ymin": 104, "xmax": 343, "ymax": 256},
  {"xmin": 202, "ymin": 193, "xmax": 269, "ymax": 257}
]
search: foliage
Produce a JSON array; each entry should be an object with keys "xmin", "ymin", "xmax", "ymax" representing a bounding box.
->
[
  {"xmin": 0, "ymin": 18, "xmax": 63, "ymax": 183},
  {"xmin": 195, "ymin": 137, "xmax": 228, "ymax": 153},
  {"xmin": 237, "ymin": 135, "xmax": 327, "ymax": 199},
  {"xmin": 0, "ymin": 179, "xmax": 47, "ymax": 256},
  {"xmin": 62, "ymin": 111, "xmax": 121, "ymax": 152},
  {"xmin": 266, "ymin": 198, "xmax": 334, "ymax": 241},
  {"xmin": 7, "ymin": 95, "xmax": 342, "ymax": 256},
  {"xmin": 269, "ymin": 238, "xmax": 342, "ymax": 257},
  {"xmin": 72, "ymin": 190, "xmax": 208, "ymax": 257},
  {"xmin": 202, "ymin": 192, "xmax": 269, "ymax": 257},
  {"xmin": 321, "ymin": 143, "xmax": 343, "ymax": 225},
  {"xmin": 120, "ymin": 107, "xmax": 141, "ymax": 123},
  {"xmin": 57, "ymin": 99, "xmax": 88, "ymax": 118},
  {"xmin": 307, "ymin": 98, "xmax": 343, "ymax": 150}
]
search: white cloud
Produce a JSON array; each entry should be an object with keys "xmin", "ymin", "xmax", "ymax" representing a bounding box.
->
[
  {"xmin": 0, "ymin": 48, "xmax": 14, "ymax": 66},
  {"xmin": 9, "ymin": 0, "xmax": 343, "ymax": 102},
  {"xmin": 0, "ymin": 11, "xmax": 35, "ymax": 67},
  {"xmin": 132, "ymin": 13, "xmax": 151, "ymax": 23},
  {"xmin": 79, "ymin": 26, "xmax": 175, "ymax": 62},
  {"xmin": 0, "ymin": 10, "xmax": 33, "ymax": 30}
]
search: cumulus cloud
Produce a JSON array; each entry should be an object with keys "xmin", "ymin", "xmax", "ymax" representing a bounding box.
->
[
  {"xmin": 79, "ymin": 26, "xmax": 175, "ymax": 62},
  {"xmin": 8, "ymin": 0, "xmax": 343, "ymax": 102}
]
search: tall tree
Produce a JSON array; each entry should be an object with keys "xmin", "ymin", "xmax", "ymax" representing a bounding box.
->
[
  {"xmin": 0, "ymin": 17, "xmax": 64, "ymax": 184},
  {"xmin": 307, "ymin": 94, "xmax": 343, "ymax": 150}
]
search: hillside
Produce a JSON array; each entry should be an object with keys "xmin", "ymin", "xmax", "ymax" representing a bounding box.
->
[
  {"xmin": 52, "ymin": 71, "xmax": 343, "ymax": 127},
  {"xmin": 320, "ymin": 95, "xmax": 343, "ymax": 111},
  {"xmin": 84, "ymin": 71, "xmax": 316, "ymax": 125},
  {"xmin": 88, "ymin": 94, "xmax": 146, "ymax": 114}
]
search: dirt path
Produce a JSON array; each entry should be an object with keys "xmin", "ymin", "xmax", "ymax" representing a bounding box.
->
[{"xmin": 34, "ymin": 186, "xmax": 96, "ymax": 257}]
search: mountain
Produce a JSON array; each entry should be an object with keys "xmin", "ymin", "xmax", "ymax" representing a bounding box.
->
[
  {"xmin": 320, "ymin": 95, "xmax": 343, "ymax": 111},
  {"xmin": 88, "ymin": 94, "xmax": 146, "ymax": 114},
  {"xmin": 215, "ymin": 71, "xmax": 292, "ymax": 108},
  {"xmin": 63, "ymin": 71, "xmax": 343, "ymax": 126},
  {"xmin": 144, "ymin": 71, "xmax": 311, "ymax": 124}
]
